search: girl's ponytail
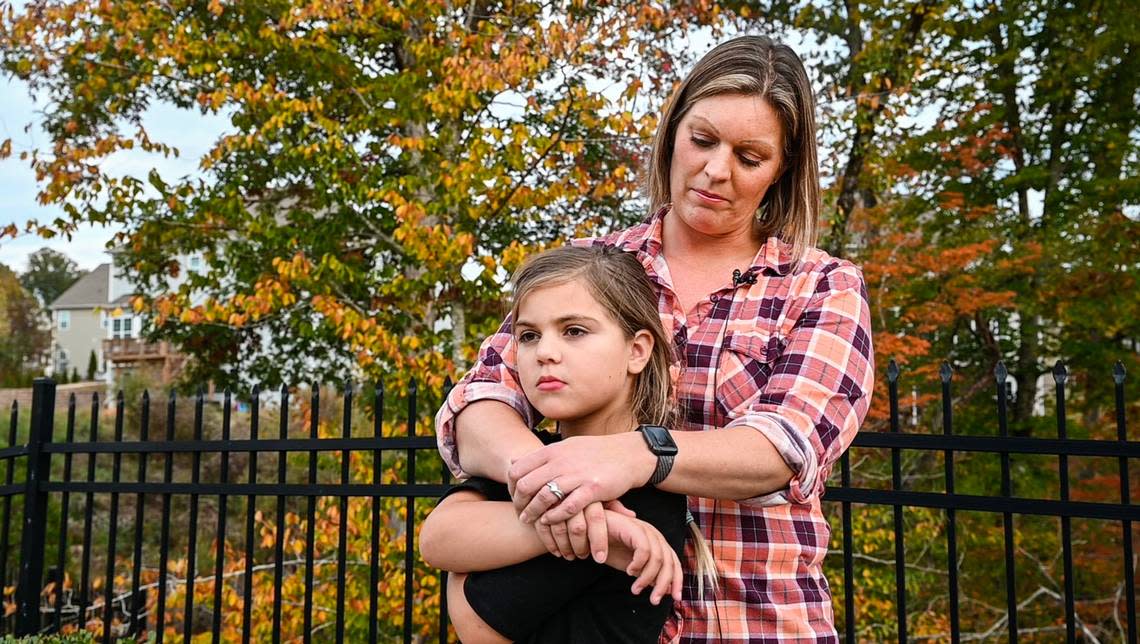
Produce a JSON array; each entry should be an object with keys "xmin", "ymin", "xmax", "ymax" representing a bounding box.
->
[{"xmin": 686, "ymin": 512, "xmax": 719, "ymax": 598}]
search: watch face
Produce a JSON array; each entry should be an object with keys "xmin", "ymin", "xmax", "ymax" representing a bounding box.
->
[{"xmin": 640, "ymin": 425, "xmax": 678, "ymax": 456}]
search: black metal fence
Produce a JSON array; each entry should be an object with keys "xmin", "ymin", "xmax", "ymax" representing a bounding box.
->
[{"xmin": 0, "ymin": 360, "xmax": 1136, "ymax": 642}]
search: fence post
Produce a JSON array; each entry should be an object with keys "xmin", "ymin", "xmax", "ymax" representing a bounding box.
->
[{"xmin": 16, "ymin": 378, "xmax": 56, "ymax": 635}]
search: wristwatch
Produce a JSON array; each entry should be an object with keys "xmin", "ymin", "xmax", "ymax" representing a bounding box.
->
[{"xmin": 637, "ymin": 425, "xmax": 677, "ymax": 486}]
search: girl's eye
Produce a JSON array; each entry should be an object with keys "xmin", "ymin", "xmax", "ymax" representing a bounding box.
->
[
  {"xmin": 690, "ymin": 136, "xmax": 715, "ymax": 148},
  {"xmin": 517, "ymin": 330, "xmax": 539, "ymax": 343},
  {"xmin": 564, "ymin": 326, "xmax": 588, "ymax": 338}
]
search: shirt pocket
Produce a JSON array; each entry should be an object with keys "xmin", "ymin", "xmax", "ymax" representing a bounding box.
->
[{"xmin": 714, "ymin": 332, "xmax": 779, "ymax": 421}]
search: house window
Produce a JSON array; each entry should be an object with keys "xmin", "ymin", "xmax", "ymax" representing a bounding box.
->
[
  {"xmin": 189, "ymin": 255, "xmax": 201, "ymax": 270},
  {"xmin": 57, "ymin": 349, "xmax": 69, "ymax": 375},
  {"xmin": 58, "ymin": 310, "xmax": 70, "ymax": 330},
  {"xmin": 113, "ymin": 316, "xmax": 134, "ymax": 339}
]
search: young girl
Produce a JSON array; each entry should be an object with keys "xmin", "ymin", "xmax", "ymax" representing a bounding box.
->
[{"xmin": 420, "ymin": 245, "xmax": 716, "ymax": 643}]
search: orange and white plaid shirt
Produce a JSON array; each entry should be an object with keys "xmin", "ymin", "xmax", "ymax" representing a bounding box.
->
[{"xmin": 436, "ymin": 206, "xmax": 874, "ymax": 642}]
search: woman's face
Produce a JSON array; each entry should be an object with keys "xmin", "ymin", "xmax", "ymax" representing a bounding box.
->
[
  {"xmin": 667, "ymin": 93, "xmax": 785, "ymax": 242},
  {"xmin": 513, "ymin": 280, "xmax": 647, "ymax": 431}
]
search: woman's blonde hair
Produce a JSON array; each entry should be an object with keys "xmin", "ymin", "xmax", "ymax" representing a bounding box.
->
[
  {"xmin": 510, "ymin": 245, "xmax": 718, "ymax": 596},
  {"xmin": 645, "ymin": 35, "xmax": 820, "ymax": 262}
]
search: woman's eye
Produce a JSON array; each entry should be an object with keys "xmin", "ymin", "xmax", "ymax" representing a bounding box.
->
[
  {"xmin": 690, "ymin": 136, "xmax": 715, "ymax": 148},
  {"xmin": 564, "ymin": 326, "xmax": 588, "ymax": 338},
  {"xmin": 739, "ymin": 155, "xmax": 763, "ymax": 167},
  {"xmin": 517, "ymin": 330, "xmax": 538, "ymax": 343}
]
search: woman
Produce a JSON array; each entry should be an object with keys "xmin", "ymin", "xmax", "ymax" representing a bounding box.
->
[{"xmin": 436, "ymin": 35, "xmax": 874, "ymax": 642}]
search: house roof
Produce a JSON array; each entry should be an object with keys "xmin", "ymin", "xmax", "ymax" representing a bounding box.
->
[{"xmin": 49, "ymin": 263, "xmax": 110, "ymax": 310}]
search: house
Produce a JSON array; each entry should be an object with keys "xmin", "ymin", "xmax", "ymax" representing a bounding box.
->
[{"xmin": 48, "ymin": 256, "xmax": 187, "ymax": 384}]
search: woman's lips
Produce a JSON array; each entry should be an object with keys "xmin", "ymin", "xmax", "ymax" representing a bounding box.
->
[
  {"xmin": 536, "ymin": 377, "xmax": 565, "ymax": 392},
  {"xmin": 692, "ymin": 188, "xmax": 727, "ymax": 204}
]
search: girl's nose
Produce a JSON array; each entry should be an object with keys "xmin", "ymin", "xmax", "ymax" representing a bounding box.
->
[{"xmin": 535, "ymin": 336, "xmax": 560, "ymax": 363}]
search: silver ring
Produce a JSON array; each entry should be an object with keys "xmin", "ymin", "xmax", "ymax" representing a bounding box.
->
[{"xmin": 545, "ymin": 480, "xmax": 565, "ymax": 502}]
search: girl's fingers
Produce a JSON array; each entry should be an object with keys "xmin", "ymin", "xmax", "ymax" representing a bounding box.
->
[
  {"xmin": 649, "ymin": 540, "xmax": 674, "ymax": 606},
  {"xmin": 534, "ymin": 522, "xmax": 559, "ymax": 556},
  {"xmin": 583, "ymin": 503, "xmax": 609, "ymax": 563},
  {"xmin": 631, "ymin": 525, "xmax": 662, "ymax": 596},
  {"xmin": 671, "ymin": 549, "xmax": 683, "ymax": 603},
  {"xmin": 566, "ymin": 512, "xmax": 591, "ymax": 559},
  {"xmin": 603, "ymin": 499, "xmax": 636, "ymax": 518},
  {"xmin": 625, "ymin": 525, "xmax": 650, "ymax": 577},
  {"xmin": 549, "ymin": 520, "xmax": 575, "ymax": 559}
]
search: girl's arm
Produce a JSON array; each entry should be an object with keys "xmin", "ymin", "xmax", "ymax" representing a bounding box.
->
[
  {"xmin": 422, "ymin": 490, "xmax": 680, "ymax": 591},
  {"xmin": 441, "ymin": 510, "xmax": 682, "ymax": 644},
  {"xmin": 420, "ymin": 490, "xmax": 547, "ymax": 572}
]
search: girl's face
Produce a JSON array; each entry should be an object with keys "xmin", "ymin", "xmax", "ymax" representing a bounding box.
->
[
  {"xmin": 513, "ymin": 279, "xmax": 652, "ymax": 434},
  {"xmin": 668, "ymin": 93, "xmax": 786, "ymax": 242}
]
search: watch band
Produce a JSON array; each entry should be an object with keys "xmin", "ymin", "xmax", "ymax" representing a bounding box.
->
[{"xmin": 647, "ymin": 453, "xmax": 675, "ymax": 486}]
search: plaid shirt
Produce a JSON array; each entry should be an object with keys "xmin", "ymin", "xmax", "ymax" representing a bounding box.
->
[{"xmin": 435, "ymin": 206, "xmax": 874, "ymax": 642}]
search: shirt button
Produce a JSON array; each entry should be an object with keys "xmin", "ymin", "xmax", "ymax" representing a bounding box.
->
[{"xmin": 710, "ymin": 295, "xmax": 719, "ymax": 303}]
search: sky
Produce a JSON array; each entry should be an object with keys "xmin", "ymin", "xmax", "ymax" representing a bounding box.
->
[{"xmin": 0, "ymin": 75, "xmax": 231, "ymax": 273}]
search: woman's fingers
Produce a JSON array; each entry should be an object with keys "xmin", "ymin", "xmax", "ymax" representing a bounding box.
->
[
  {"xmin": 538, "ymin": 484, "xmax": 598, "ymax": 525},
  {"xmin": 510, "ymin": 464, "xmax": 564, "ymax": 522},
  {"xmin": 510, "ymin": 436, "xmax": 640, "ymax": 524}
]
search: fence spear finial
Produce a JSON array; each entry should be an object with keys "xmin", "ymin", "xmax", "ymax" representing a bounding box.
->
[
  {"xmin": 1052, "ymin": 360, "xmax": 1068, "ymax": 384},
  {"xmin": 887, "ymin": 359, "xmax": 899, "ymax": 383},
  {"xmin": 1113, "ymin": 361, "xmax": 1126, "ymax": 385},
  {"xmin": 995, "ymin": 361, "xmax": 1008, "ymax": 383},
  {"xmin": 940, "ymin": 361, "xmax": 953, "ymax": 383}
]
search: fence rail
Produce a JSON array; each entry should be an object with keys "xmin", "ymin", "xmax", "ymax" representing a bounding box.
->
[{"xmin": 0, "ymin": 359, "xmax": 1135, "ymax": 643}]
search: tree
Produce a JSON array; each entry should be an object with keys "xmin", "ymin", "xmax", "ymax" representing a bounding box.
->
[
  {"xmin": 0, "ymin": 1, "xmax": 701, "ymax": 394},
  {"xmin": 0, "ymin": 263, "xmax": 49, "ymax": 386},
  {"xmin": 86, "ymin": 348, "xmax": 97, "ymax": 380},
  {"xmin": 18, "ymin": 247, "xmax": 84, "ymax": 307}
]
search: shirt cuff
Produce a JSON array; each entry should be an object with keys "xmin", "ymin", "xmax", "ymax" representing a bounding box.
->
[
  {"xmin": 725, "ymin": 412, "xmax": 820, "ymax": 505},
  {"xmin": 437, "ymin": 380, "xmax": 538, "ymax": 479},
  {"xmin": 460, "ymin": 381, "xmax": 538, "ymax": 429}
]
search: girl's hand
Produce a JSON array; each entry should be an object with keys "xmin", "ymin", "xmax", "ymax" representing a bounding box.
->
[
  {"xmin": 603, "ymin": 511, "xmax": 683, "ymax": 606},
  {"xmin": 531, "ymin": 500, "xmax": 638, "ymax": 562}
]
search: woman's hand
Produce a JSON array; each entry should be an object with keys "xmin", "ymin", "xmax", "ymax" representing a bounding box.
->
[
  {"xmin": 603, "ymin": 511, "xmax": 683, "ymax": 606},
  {"xmin": 508, "ymin": 432, "xmax": 654, "ymax": 525}
]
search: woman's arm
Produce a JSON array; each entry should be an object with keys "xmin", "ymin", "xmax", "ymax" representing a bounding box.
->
[
  {"xmin": 454, "ymin": 400, "xmax": 543, "ymax": 482},
  {"xmin": 511, "ymin": 262, "xmax": 875, "ymax": 523}
]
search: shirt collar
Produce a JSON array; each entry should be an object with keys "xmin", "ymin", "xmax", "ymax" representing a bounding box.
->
[{"xmin": 620, "ymin": 204, "xmax": 793, "ymax": 278}]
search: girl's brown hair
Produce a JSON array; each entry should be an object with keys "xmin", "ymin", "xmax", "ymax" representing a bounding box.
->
[
  {"xmin": 510, "ymin": 245, "xmax": 719, "ymax": 596},
  {"xmin": 645, "ymin": 35, "xmax": 820, "ymax": 261},
  {"xmin": 510, "ymin": 245, "xmax": 674, "ymax": 429}
]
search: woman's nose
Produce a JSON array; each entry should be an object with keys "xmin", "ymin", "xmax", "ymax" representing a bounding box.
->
[{"xmin": 703, "ymin": 149, "xmax": 731, "ymax": 183}]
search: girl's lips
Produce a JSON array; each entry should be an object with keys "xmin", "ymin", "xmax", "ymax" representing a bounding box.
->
[
  {"xmin": 536, "ymin": 378, "xmax": 565, "ymax": 392},
  {"xmin": 692, "ymin": 188, "xmax": 727, "ymax": 204}
]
